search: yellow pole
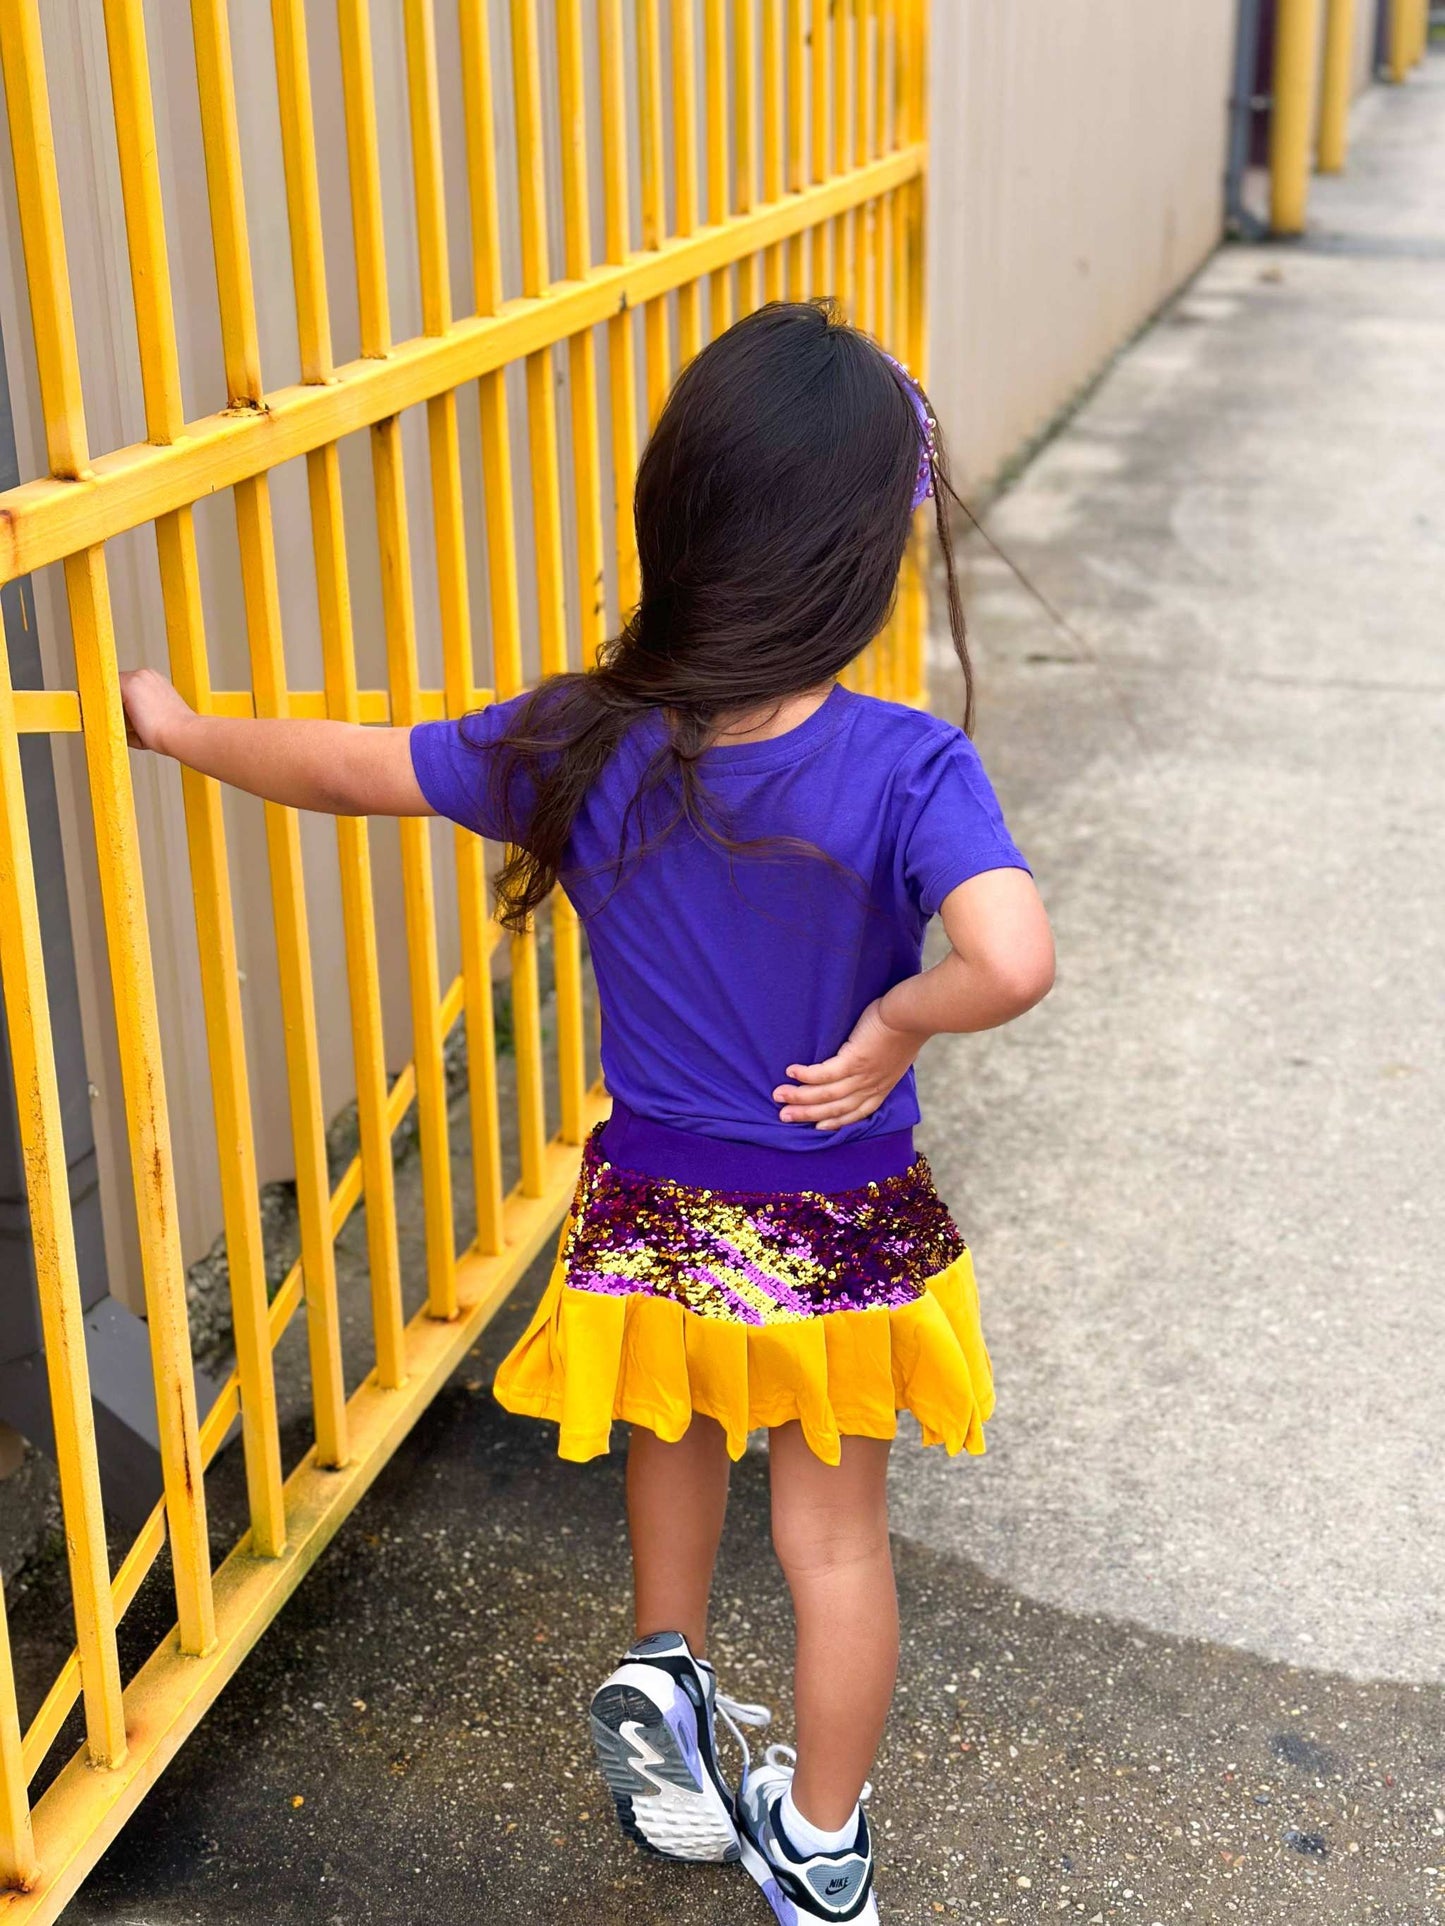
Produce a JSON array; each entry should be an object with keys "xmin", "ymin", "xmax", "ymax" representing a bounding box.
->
[
  {"xmin": 1390, "ymin": 0, "xmax": 1414, "ymax": 77},
  {"xmin": 0, "ymin": 1571, "xmax": 37, "ymax": 1887},
  {"xmin": 1270, "ymin": 0, "xmax": 1323, "ymax": 234},
  {"xmin": 1318, "ymin": 0, "xmax": 1355, "ymax": 171}
]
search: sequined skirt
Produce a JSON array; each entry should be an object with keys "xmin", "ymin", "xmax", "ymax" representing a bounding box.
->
[{"xmin": 492, "ymin": 1124, "xmax": 995, "ymax": 1466}]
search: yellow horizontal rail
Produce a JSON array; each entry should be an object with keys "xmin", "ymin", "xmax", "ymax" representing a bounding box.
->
[
  {"xmin": 18, "ymin": 966, "xmax": 474, "ymax": 1785},
  {"xmin": 10, "ymin": 688, "xmax": 488, "ymax": 734},
  {"xmin": 0, "ymin": 1094, "xmax": 607, "ymax": 1924},
  {"xmin": 0, "ymin": 148, "xmax": 922, "ymax": 590}
]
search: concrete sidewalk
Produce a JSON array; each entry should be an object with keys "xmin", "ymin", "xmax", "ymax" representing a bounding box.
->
[
  {"xmin": 908, "ymin": 57, "xmax": 1445, "ymax": 1688},
  {"xmin": 33, "ymin": 57, "xmax": 1445, "ymax": 1926}
]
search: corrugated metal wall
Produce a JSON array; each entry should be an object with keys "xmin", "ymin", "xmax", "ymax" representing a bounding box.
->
[{"xmin": 928, "ymin": 0, "xmax": 1239, "ymax": 490}]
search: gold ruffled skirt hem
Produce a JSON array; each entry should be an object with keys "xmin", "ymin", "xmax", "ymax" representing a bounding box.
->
[{"xmin": 492, "ymin": 1235, "xmax": 995, "ymax": 1468}]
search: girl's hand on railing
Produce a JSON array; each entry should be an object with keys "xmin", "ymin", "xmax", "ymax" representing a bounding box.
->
[
  {"xmin": 120, "ymin": 667, "xmax": 195, "ymax": 754},
  {"xmin": 116, "ymin": 667, "xmax": 432, "ymax": 818},
  {"xmin": 772, "ymin": 998, "xmax": 921, "ymax": 1131}
]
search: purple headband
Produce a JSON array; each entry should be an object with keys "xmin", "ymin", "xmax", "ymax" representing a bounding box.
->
[{"xmin": 881, "ymin": 351, "xmax": 937, "ymax": 511}]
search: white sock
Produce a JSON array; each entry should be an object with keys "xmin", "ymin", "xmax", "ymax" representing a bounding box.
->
[{"xmin": 779, "ymin": 1786, "xmax": 858, "ymax": 1857}]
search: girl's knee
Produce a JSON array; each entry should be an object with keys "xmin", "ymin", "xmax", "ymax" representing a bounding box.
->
[{"xmin": 770, "ymin": 1495, "xmax": 891, "ymax": 1581}]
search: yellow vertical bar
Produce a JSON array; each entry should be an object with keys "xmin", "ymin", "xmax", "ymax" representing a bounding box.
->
[
  {"xmin": 270, "ymin": 0, "xmax": 333, "ymax": 382},
  {"xmin": 1389, "ymin": 0, "xmax": 1414, "ymax": 77},
  {"xmin": 558, "ymin": 0, "xmax": 600, "ymax": 1125},
  {"xmin": 889, "ymin": 0, "xmax": 905, "ymax": 345},
  {"xmin": 557, "ymin": 0, "xmax": 606, "ymax": 664},
  {"xmin": 599, "ymin": 0, "xmax": 642, "ymax": 619},
  {"xmin": 1271, "ymin": 0, "xmax": 1323, "ymax": 233},
  {"xmin": 100, "ymin": 0, "xmax": 185, "ymax": 442},
  {"xmin": 810, "ymin": 0, "xmax": 832, "ymax": 292},
  {"xmin": 877, "ymin": 0, "xmax": 904, "ymax": 700},
  {"xmin": 637, "ymin": 0, "xmax": 672, "ymax": 419},
  {"xmin": 671, "ymin": 0, "xmax": 703, "ymax": 364},
  {"xmin": 512, "ymin": 0, "xmax": 586, "ymax": 1150},
  {"xmin": 402, "ymin": 0, "xmax": 448, "ymax": 340},
  {"xmin": 392, "ymin": 0, "xmax": 468, "ymax": 1314},
  {"xmin": 101, "ymin": 0, "xmax": 287, "ymax": 1554},
  {"xmin": 786, "ymin": 0, "xmax": 808, "ymax": 298},
  {"xmin": 0, "ymin": 1574, "xmax": 37, "ymax": 1885},
  {"xmin": 704, "ymin": 0, "xmax": 733, "ymax": 339},
  {"xmin": 0, "ymin": 636, "xmax": 126, "ymax": 1768},
  {"xmin": 337, "ymin": 0, "xmax": 391, "ymax": 355},
  {"xmin": 369, "ymin": 416, "xmax": 458, "ymax": 1312},
  {"xmin": 855, "ymin": 2, "xmax": 879, "ymax": 691},
  {"xmin": 235, "ymin": 494, "xmax": 350, "ymax": 1458},
  {"xmin": 75, "ymin": 553, "xmax": 221, "ymax": 1644},
  {"xmin": 877, "ymin": 0, "xmax": 895, "ymax": 348},
  {"xmin": 423, "ymin": 422, "xmax": 499, "ymax": 1266},
  {"xmin": 832, "ymin": 0, "xmax": 856, "ymax": 316},
  {"xmin": 904, "ymin": 0, "xmax": 928, "ymax": 705},
  {"xmin": 308, "ymin": 448, "xmax": 408, "ymax": 1376},
  {"xmin": 315, "ymin": 0, "xmax": 409, "ymax": 1377},
  {"xmin": 855, "ymin": 0, "xmax": 877, "ymax": 709},
  {"xmin": 193, "ymin": 0, "xmax": 348, "ymax": 1467},
  {"xmin": 255, "ymin": 0, "xmax": 360, "ymax": 1431},
  {"xmin": 859, "ymin": 0, "xmax": 882, "ymax": 337},
  {"xmin": 454, "ymin": 0, "xmax": 509, "ymax": 1252},
  {"xmin": 1317, "ymin": 0, "xmax": 1355, "ymax": 172},
  {"xmin": 187, "ymin": 0, "xmax": 262, "ymax": 402},
  {"xmin": 735, "ymin": 0, "xmax": 760, "ymax": 315},
  {"xmin": 462, "ymin": 2, "xmax": 546, "ymax": 1201},
  {"xmin": 0, "ymin": 3, "xmax": 87, "ymax": 480},
  {"xmin": 761, "ymin": 0, "xmax": 785, "ymax": 301},
  {"xmin": 158, "ymin": 519, "xmax": 293, "ymax": 1523},
  {"xmin": 1, "ymin": 0, "xmax": 215, "ymax": 1656}
]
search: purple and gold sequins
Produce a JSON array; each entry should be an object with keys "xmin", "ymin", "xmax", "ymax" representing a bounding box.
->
[{"xmin": 561, "ymin": 1128, "xmax": 965, "ymax": 1326}]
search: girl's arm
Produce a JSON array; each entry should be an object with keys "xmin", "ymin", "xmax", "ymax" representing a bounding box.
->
[
  {"xmin": 773, "ymin": 867, "xmax": 1054, "ymax": 1130},
  {"xmin": 120, "ymin": 668, "xmax": 433, "ymax": 817}
]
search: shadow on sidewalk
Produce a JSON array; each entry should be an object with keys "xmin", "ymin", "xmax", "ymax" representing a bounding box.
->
[{"xmin": 37, "ymin": 1343, "xmax": 1441, "ymax": 1926}]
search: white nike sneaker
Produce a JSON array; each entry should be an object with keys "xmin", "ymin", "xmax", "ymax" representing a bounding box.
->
[
  {"xmin": 735, "ymin": 1743, "xmax": 880, "ymax": 1924},
  {"xmin": 588, "ymin": 1630, "xmax": 772, "ymax": 1864}
]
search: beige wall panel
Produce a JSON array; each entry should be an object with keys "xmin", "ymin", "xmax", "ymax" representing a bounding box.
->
[{"xmin": 928, "ymin": 0, "xmax": 1239, "ymax": 491}]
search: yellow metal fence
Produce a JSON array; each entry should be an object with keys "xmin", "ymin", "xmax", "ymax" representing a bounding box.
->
[{"xmin": 0, "ymin": 1, "xmax": 927, "ymax": 1914}]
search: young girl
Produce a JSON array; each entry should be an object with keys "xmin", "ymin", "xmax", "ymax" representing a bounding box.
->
[{"xmin": 121, "ymin": 301, "xmax": 1053, "ymax": 1924}]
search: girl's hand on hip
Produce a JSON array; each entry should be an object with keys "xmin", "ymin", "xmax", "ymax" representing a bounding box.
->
[
  {"xmin": 120, "ymin": 667, "xmax": 194, "ymax": 754},
  {"xmin": 772, "ymin": 999, "xmax": 922, "ymax": 1130}
]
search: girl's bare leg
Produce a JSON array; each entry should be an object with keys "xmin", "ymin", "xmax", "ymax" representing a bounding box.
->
[
  {"xmin": 768, "ymin": 1423, "xmax": 897, "ymax": 1830},
  {"xmin": 626, "ymin": 1415, "xmax": 732, "ymax": 1658}
]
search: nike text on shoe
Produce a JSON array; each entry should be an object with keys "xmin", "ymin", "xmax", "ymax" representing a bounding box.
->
[
  {"xmin": 588, "ymin": 1630, "xmax": 770, "ymax": 1865},
  {"xmin": 735, "ymin": 1743, "xmax": 880, "ymax": 1925}
]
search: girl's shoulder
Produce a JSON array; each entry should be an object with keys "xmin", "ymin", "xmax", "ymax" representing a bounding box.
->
[
  {"xmin": 834, "ymin": 692, "xmax": 1027, "ymax": 913},
  {"xmin": 834, "ymin": 688, "xmax": 985, "ymax": 782}
]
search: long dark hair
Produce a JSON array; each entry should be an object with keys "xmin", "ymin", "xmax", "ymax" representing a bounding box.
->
[{"xmin": 489, "ymin": 299, "xmax": 972, "ymax": 931}]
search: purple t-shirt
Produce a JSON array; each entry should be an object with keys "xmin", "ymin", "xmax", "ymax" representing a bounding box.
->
[{"xmin": 410, "ymin": 682, "xmax": 1027, "ymax": 1173}]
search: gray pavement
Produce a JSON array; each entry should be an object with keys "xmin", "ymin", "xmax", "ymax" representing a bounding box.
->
[
  {"xmin": 10, "ymin": 55, "xmax": 1445, "ymax": 1926},
  {"xmin": 905, "ymin": 58, "xmax": 1445, "ymax": 1689}
]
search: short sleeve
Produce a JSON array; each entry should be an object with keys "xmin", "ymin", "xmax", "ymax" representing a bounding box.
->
[
  {"xmin": 409, "ymin": 691, "xmax": 536, "ymax": 843},
  {"xmin": 895, "ymin": 727, "xmax": 1030, "ymax": 919}
]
